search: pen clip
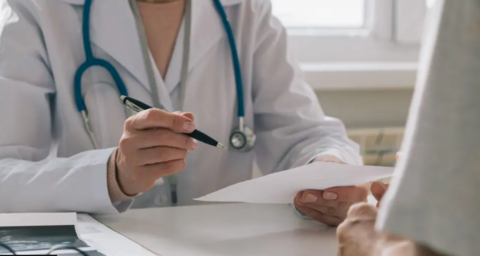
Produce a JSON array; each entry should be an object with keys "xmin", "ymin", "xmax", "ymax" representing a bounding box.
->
[{"xmin": 124, "ymin": 101, "xmax": 144, "ymax": 113}]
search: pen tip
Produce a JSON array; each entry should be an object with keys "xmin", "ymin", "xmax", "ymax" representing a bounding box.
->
[
  {"xmin": 120, "ymin": 95, "xmax": 126, "ymax": 101},
  {"xmin": 217, "ymin": 143, "xmax": 228, "ymax": 150}
]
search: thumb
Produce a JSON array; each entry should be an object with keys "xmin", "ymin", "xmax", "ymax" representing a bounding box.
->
[
  {"xmin": 173, "ymin": 111, "xmax": 195, "ymax": 122},
  {"xmin": 172, "ymin": 112, "xmax": 195, "ymax": 133},
  {"xmin": 371, "ymin": 182, "xmax": 388, "ymax": 207},
  {"xmin": 181, "ymin": 112, "xmax": 195, "ymax": 121}
]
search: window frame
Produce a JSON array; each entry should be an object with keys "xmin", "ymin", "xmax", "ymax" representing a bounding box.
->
[
  {"xmin": 275, "ymin": 0, "xmax": 428, "ymax": 90},
  {"xmin": 394, "ymin": 0, "xmax": 428, "ymax": 43}
]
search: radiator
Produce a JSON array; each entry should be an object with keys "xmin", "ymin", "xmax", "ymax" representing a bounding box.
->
[{"xmin": 348, "ymin": 127, "xmax": 404, "ymax": 167}]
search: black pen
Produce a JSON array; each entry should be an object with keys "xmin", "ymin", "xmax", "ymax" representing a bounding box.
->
[{"xmin": 120, "ymin": 96, "xmax": 228, "ymax": 150}]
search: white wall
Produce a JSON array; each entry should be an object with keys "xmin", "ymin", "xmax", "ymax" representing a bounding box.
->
[
  {"xmin": 315, "ymin": 89, "xmax": 414, "ymax": 129},
  {"xmin": 252, "ymin": 88, "xmax": 415, "ymax": 177}
]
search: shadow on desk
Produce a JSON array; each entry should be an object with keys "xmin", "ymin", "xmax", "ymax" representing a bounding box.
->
[{"xmin": 95, "ymin": 203, "xmax": 339, "ymax": 256}]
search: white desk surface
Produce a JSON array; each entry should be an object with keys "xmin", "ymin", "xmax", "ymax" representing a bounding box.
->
[{"xmin": 94, "ymin": 203, "xmax": 338, "ymax": 256}]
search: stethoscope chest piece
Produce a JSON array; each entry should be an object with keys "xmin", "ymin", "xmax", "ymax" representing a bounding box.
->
[{"xmin": 229, "ymin": 126, "xmax": 256, "ymax": 152}]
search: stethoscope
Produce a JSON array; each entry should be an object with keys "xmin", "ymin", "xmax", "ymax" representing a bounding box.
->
[{"xmin": 75, "ymin": 0, "xmax": 256, "ymax": 153}]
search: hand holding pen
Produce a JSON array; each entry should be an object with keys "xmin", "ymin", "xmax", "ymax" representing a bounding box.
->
[
  {"xmin": 121, "ymin": 96, "xmax": 227, "ymax": 149},
  {"xmin": 112, "ymin": 98, "xmax": 202, "ymax": 196}
]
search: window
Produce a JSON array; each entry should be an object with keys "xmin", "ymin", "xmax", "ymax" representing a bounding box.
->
[
  {"xmin": 269, "ymin": 0, "xmax": 432, "ymax": 90},
  {"xmin": 270, "ymin": 0, "xmax": 366, "ymax": 29},
  {"xmin": 271, "ymin": 0, "xmax": 431, "ymax": 42}
]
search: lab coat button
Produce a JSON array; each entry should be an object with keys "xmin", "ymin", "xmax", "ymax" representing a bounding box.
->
[{"xmin": 155, "ymin": 195, "xmax": 169, "ymax": 206}]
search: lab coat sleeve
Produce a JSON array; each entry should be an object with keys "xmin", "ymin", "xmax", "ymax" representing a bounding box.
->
[
  {"xmin": 376, "ymin": 1, "xmax": 480, "ymax": 256},
  {"xmin": 0, "ymin": 1, "xmax": 132, "ymax": 214},
  {"xmin": 251, "ymin": 0, "xmax": 363, "ymax": 175}
]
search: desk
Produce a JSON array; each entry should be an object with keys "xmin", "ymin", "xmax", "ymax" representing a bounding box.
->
[{"xmin": 95, "ymin": 203, "xmax": 338, "ymax": 256}]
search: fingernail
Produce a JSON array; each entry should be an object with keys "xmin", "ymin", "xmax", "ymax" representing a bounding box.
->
[
  {"xmin": 192, "ymin": 139, "xmax": 199, "ymax": 149},
  {"xmin": 301, "ymin": 194, "xmax": 317, "ymax": 203},
  {"xmin": 183, "ymin": 122, "xmax": 195, "ymax": 132},
  {"xmin": 323, "ymin": 192, "xmax": 337, "ymax": 200}
]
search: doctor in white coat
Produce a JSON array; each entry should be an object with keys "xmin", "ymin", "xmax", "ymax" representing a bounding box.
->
[{"xmin": 0, "ymin": 0, "xmax": 365, "ymax": 225}]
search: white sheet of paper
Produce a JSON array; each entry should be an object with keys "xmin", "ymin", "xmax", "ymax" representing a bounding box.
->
[
  {"xmin": 195, "ymin": 162, "xmax": 394, "ymax": 204},
  {"xmin": 77, "ymin": 214, "xmax": 158, "ymax": 256}
]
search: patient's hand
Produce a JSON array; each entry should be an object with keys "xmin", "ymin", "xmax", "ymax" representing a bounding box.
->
[
  {"xmin": 336, "ymin": 182, "xmax": 447, "ymax": 256},
  {"xmin": 336, "ymin": 203, "xmax": 382, "ymax": 256},
  {"xmin": 336, "ymin": 202, "xmax": 414, "ymax": 256},
  {"xmin": 336, "ymin": 181, "xmax": 388, "ymax": 255}
]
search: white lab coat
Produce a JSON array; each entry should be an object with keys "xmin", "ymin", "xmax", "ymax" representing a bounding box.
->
[{"xmin": 0, "ymin": 0, "xmax": 362, "ymax": 214}]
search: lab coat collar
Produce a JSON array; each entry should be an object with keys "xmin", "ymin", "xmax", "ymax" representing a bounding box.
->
[
  {"xmin": 62, "ymin": 0, "xmax": 173, "ymax": 110},
  {"xmin": 59, "ymin": 0, "xmax": 242, "ymax": 110},
  {"xmin": 164, "ymin": 0, "xmax": 242, "ymax": 94},
  {"xmin": 60, "ymin": 0, "xmax": 243, "ymax": 6}
]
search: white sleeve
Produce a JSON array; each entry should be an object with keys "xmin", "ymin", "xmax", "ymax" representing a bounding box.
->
[
  {"xmin": 376, "ymin": 1, "xmax": 480, "ymax": 255},
  {"xmin": 251, "ymin": 0, "xmax": 363, "ymax": 175},
  {"xmin": 0, "ymin": 0, "xmax": 132, "ymax": 214}
]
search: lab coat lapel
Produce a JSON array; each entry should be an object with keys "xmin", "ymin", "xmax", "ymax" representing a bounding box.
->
[
  {"xmin": 88, "ymin": 0, "xmax": 174, "ymax": 111},
  {"xmin": 164, "ymin": 0, "xmax": 233, "ymax": 94}
]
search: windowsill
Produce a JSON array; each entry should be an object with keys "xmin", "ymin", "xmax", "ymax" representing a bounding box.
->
[{"xmin": 301, "ymin": 62, "xmax": 418, "ymax": 91}]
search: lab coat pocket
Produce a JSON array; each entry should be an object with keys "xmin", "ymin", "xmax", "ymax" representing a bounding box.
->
[{"xmin": 83, "ymin": 83, "xmax": 127, "ymax": 149}]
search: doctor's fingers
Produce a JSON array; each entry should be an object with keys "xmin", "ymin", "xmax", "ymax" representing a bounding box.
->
[
  {"xmin": 134, "ymin": 147, "xmax": 188, "ymax": 166},
  {"xmin": 323, "ymin": 186, "xmax": 369, "ymax": 203},
  {"xmin": 124, "ymin": 128, "xmax": 198, "ymax": 150},
  {"xmin": 173, "ymin": 111, "xmax": 195, "ymax": 121},
  {"xmin": 296, "ymin": 190, "xmax": 338, "ymax": 207},
  {"xmin": 295, "ymin": 205, "xmax": 342, "ymax": 226},
  {"xmin": 137, "ymin": 159, "xmax": 186, "ymax": 182},
  {"xmin": 295, "ymin": 192, "xmax": 344, "ymax": 216},
  {"xmin": 125, "ymin": 109, "xmax": 196, "ymax": 132}
]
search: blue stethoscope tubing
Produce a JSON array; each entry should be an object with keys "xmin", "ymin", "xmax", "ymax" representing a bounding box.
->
[
  {"xmin": 211, "ymin": 0, "xmax": 244, "ymax": 118},
  {"xmin": 75, "ymin": 0, "xmax": 129, "ymax": 113},
  {"xmin": 74, "ymin": 0, "xmax": 245, "ymax": 137},
  {"xmin": 74, "ymin": 0, "xmax": 255, "ymax": 206}
]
